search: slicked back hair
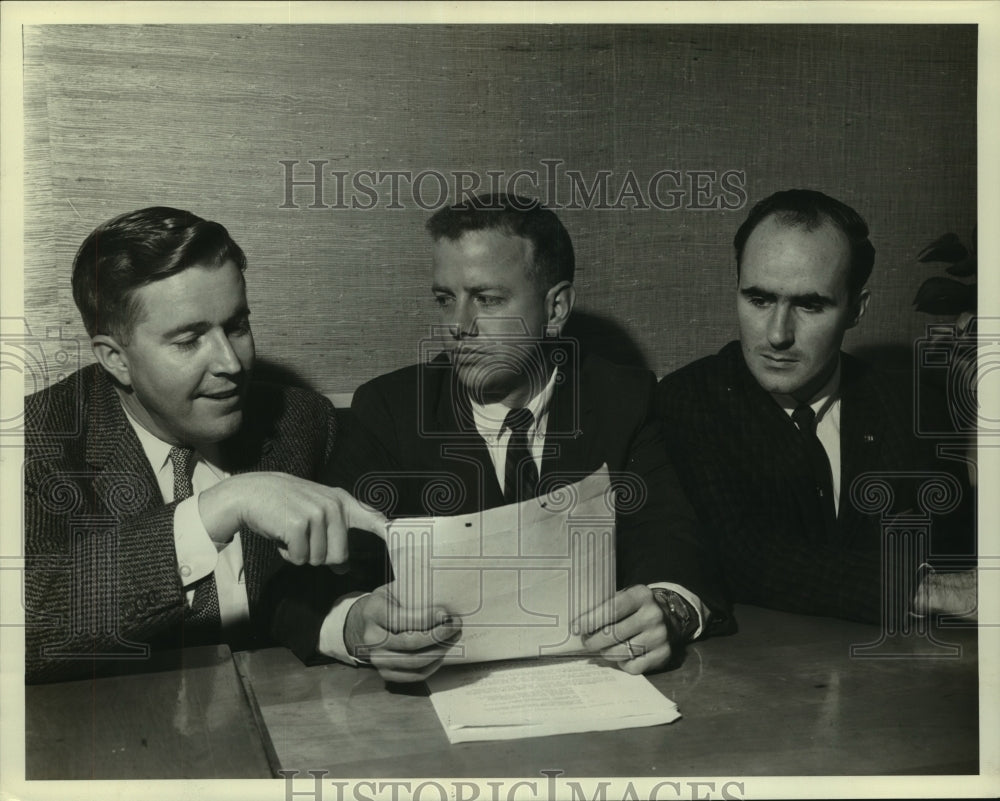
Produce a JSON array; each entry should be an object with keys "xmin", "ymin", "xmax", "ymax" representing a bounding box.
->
[{"xmin": 72, "ymin": 206, "xmax": 247, "ymax": 341}]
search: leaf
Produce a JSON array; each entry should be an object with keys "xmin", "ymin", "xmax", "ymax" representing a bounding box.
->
[
  {"xmin": 946, "ymin": 255, "xmax": 977, "ymax": 277},
  {"xmin": 913, "ymin": 277, "xmax": 976, "ymax": 315},
  {"xmin": 917, "ymin": 233, "xmax": 968, "ymax": 264}
]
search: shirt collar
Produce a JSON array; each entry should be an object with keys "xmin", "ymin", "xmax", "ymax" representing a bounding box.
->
[
  {"xmin": 470, "ymin": 368, "xmax": 560, "ymax": 444},
  {"xmin": 120, "ymin": 402, "xmax": 224, "ymax": 480},
  {"xmin": 121, "ymin": 403, "xmax": 175, "ymax": 475},
  {"xmin": 770, "ymin": 357, "xmax": 842, "ymax": 422}
]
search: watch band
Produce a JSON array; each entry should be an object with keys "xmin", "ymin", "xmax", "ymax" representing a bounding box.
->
[{"xmin": 652, "ymin": 588, "xmax": 698, "ymax": 644}]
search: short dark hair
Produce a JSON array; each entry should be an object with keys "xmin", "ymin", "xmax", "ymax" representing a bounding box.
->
[
  {"xmin": 72, "ymin": 206, "xmax": 247, "ymax": 340},
  {"xmin": 733, "ymin": 189, "xmax": 875, "ymax": 300},
  {"xmin": 426, "ymin": 193, "xmax": 575, "ymax": 288}
]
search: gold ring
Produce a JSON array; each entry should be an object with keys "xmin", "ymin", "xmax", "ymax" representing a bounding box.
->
[{"xmin": 625, "ymin": 639, "xmax": 636, "ymax": 659}]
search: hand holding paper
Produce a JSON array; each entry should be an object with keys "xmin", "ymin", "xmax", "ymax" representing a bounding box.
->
[
  {"xmin": 574, "ymin": 584, "xmax": 673, "ymax": 674},
  {"xmin": 344, "ymin": 583, "xmax": 463, "ymax": 683},
  {"xmin": 385, "ymin": 466, "xmax": 619, "ymax": 666}
]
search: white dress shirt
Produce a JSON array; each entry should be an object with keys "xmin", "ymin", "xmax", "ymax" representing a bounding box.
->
[
  {"xmin": 122, "ymin": 407, "xmax": 250, "ymax": 630},
  {"xmin": 469, "ymin": 368, "xmax": 560, "ymax": 489},
  {"xmin": 770, "ymin": 360, "xmax": 843, "ymax": 514},
  {"xmin": 319, "ymin": 368, "xmax": 707, "ymax": 662}
]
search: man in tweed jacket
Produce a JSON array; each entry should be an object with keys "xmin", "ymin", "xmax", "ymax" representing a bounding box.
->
[
  {"xmin": 25, "ymin": 207, "xmax": 383, "ymax": 683},
  {"xmin": 656, "ymin": 190, "xmax": 975, "ymax": 624}
]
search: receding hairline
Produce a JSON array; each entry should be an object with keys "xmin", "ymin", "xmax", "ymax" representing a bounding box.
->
[
  {"xmin": 738, "ymin": 214, "xmax": 857, "ymax": 296},
  {"xmin": 431, "ymin": 227, "xmax": 556, "ymax": 289},
  {"xmin": 746, "ymin": 211, "xmax": 853, "ymax": 249}
]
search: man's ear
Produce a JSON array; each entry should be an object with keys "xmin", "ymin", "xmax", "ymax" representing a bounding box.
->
[
  {"xmin": 544, "ymin": 280, "xmax": 576, "ymax": 334},
  {"xmin": 847, "ymin": 288, "xmax": 871, "ymax": 329},
  {"xmin": 91, "ymin": 334, "xmax": 133, "ymax": 387}
]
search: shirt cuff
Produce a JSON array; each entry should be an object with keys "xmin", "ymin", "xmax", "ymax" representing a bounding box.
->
[
  {"xmin": 318, "ymin": 592, "xmax": 369, "ymax": 665},
  {"xmin": 649, "ymin": 581, "xmax": 708, "ymax": 640},
  {"xmin": 174, "ymin": 495, "xmax": 219, "ymax": 589}
]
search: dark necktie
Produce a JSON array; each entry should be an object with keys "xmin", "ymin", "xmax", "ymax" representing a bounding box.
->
[
  {"xmin": 791, "ymin": 404, "xmax": 838, "ymax": 538},
  {"xmin": 503, "ymin": 407, "xmax": 539, "ymax": 504},
  {"xmin": 169, "ymin": 447, "xmax": 220, "ymax": 633}
]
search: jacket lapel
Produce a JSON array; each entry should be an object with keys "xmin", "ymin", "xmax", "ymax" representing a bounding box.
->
[
  {"xmin": 733, "ymin": 347, "xmax": 830, "ymax": 540},
  {"xmin": 540, "ymin": 358, "xmax": 591, "ymax": 483},
  {"xmin": 838, "ymin": 355, "xmax": 888, "ymax": 536},
  {"xmin": 88, "ymin": 369, "xmax": 278, "ymax": 612},
  {"xmin": 87, "ymin": 368, "xmax": 161, "ymax": 518},
  {"xmin": 432, "ymin": 361, "xmax": 505, "ymax": 511}
]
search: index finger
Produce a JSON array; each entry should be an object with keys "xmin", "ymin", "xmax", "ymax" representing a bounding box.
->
[
  {"xmin": 319, "ymin": 491, "xmax": 388, "ymax": 565},
  {"xmin": 342, "ymin": 491, "xmax": 389, "ymax": 541}
]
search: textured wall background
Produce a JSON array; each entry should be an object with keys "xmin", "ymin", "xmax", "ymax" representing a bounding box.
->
[{"xmin": 22, "ymin": 24, "xmax": 977, "ymax": 396}]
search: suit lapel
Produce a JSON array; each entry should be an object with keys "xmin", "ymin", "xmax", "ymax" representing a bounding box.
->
[
  {"xmin": 432, "ymin": 362, "xmax": 505, "ymax": 510},
  {"xmin": 734, "ymin": 347, "xmax": 797, "ymax": 437},
  {"xmin": 540, "ymin": 359, "xmax": 591, "ymax": 483},
  {"xmin": 838, "ymin": 355, "xmax": 886, "ymax": 535},
  {"xmin": 86, "ymin": 368, "xmax": 161, "ymax": 518},
  {"xmin": 733, "ymin": 347, "xmax": 830, "ymax": 539}
]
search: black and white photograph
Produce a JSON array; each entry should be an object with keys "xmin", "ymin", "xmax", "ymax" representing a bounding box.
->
[{"xmin": 1, "ymin": 2, "xmax": 997, "ymax": 800}]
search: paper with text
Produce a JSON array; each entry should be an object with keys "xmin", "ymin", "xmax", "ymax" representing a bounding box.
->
[
  {"xmin": 386, "ymin": 465, "xmax": 617, "ymax": 663},
  {"xmin": 427, "ymin": 657, "xmax": 681, "ymax": 743}
]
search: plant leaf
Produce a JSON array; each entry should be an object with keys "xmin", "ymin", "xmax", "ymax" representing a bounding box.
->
[
  {"xmin": 917, "ymin": 233, "xmax": 968, "ymax": 264},
  {"xmin": 946, "ymin": 255, "xmax": 977, "ymax": 276},
  {"xmin": 913, "ymin": 276, "xmax": 976, "ymax": 314}
]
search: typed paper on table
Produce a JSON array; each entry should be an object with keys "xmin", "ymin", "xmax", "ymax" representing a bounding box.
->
[{"xmin": 427, "ymin": 657, "xmax": 681, "ymax": 744}]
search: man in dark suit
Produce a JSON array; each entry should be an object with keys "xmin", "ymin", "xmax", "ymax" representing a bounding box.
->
[
  {"xmin": 656, "ymin": 189, "xmax": 975, "ymax": 624},
  {"xmin": 304, "ymin": 193, "xmax": 725, "ymax": 682},
  {"xmin": 25, "ymin": 207, "xmax": 384, "ymax": 683}
]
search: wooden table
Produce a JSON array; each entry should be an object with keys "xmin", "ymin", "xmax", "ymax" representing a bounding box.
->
[
  {"xmin": 25, "ymin": 644, "xmax": 273, "ymax": 779},
  {"xmin": 236, "ymin": 605, "xmax": 979, "ymax": 777}
]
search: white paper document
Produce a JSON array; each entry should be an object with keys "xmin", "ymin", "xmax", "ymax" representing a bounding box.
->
[
  {"xmin": 385, "ymin": 466, "xmax": 618, "ymax": 663},
  {"xmin": 427, "ymin": 657, "xmax": 681, "ymax": 744}
]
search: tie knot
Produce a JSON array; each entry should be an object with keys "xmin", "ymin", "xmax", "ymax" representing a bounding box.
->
[
  {"xmin": 504, "ymin": 407, "xmax": 534, "ymax": 434},
  {"xmin": 792, "ymin": 403, "xmax": 817, "ymax": 433}
]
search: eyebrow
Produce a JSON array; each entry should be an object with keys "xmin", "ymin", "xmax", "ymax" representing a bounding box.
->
[
  {"xmin": 431, "ymin": 284, "xmax": 507, "ymax": 295},
  {"xmin": 162, "ymin": 306, "xmax": 250, "ymax": 339},
  {"xmin": 739, "ymin": 286, "xmax": 776, "ymax": 301},
  {"xmin": 739, "ymin": 286, "xmax": 836, "ymax": 307}
]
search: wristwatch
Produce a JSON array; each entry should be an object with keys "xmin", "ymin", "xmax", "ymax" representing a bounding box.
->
[{"xmin": 651, "ymin": 588, "xmax": 698, "ymax": 644}]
